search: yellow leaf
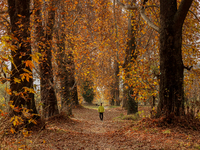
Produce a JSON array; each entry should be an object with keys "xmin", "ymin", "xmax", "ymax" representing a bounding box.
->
[
  {"xmin": 20, "ymin": 73, "xmax": 32, "ymax": 82},
  {"xmin": 31, "ymin": 53, "xmax": 41, "ymax": 63},
  {"xmin": 23, "ymin": 87, "xmax": 35, "ymax": 94},
  {"xmin": 8, "ymin": 56, "xmax": 18, "ymax": 72},
  {"xmin": 29, "ymin": 118, "xmax": 37, "ymax": 124},
  {"xmin": 13, "ymin": 120, "xmax": 16, "ymax": 126},
  {"xmin": 20, "ymin": 74, "xmax": 25, "ymax": 81},
  {"xmin": 10, "ymin": 127, "xmax": 15, "ymax": 134},
  {"xmin": 23, "ymin": 68, "xmax": 31, "ymax": 74},
  {"xmin": 24, "ymin": 60, "xmax": 34, "ymax": 70},
  {"xmin": 14, "ymin": 77, "xmax": 21, "ymax": 83},
  {"xmin": 5, "ymin": 88, "xmax": 12, "ymax": 95},
  {"xmin": 17, "ymin": 14, "xmax": 22, "ymax": 17},
  {"xmin": 10, "ymin": 116, "xmax": 15, "ymax": 122}
]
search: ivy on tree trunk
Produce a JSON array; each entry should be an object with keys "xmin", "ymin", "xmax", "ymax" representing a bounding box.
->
[
  {"xmin": 34, "ymin": 0, "xmax": 59, "ymax": 118},
  {"xmin": 8, "ymin": 0, "xmax": 38, "ymax": 117}
]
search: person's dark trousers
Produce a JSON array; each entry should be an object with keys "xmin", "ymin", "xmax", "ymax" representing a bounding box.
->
[{"xmin": 99, "ymin": 113, "xmax": 103, "ymax": 121}]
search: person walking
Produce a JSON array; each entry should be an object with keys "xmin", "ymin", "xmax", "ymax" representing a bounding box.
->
[{"xmin": 98, "ymin": 103, "xmax": 105, "ymax": 121}]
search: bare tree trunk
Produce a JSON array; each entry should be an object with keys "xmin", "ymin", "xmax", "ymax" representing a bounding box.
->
[
  {"xmin": 157, "ymin": 0, "xmax": 193, "ymax": 118},
  {"xmin": 113, "ymin": 0, "xmax": 120, "ymax": 106}
]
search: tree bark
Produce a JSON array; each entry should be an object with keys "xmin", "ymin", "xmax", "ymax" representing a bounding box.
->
[
  {"xmin": 8, "ymin": 0, "xmax": 38, "ymax": 117},
  {"xmin": 59, "ymin": 43, "xmax": 76, "ymax": 116},
  {"xmin": 55, "ymin": 2, "xmax": 79, "ymax": 115},
  {"xmin": 113, "ymin": 0, "xmax": 194, "ymax": 118},
  {"xmin": 123, "ymin": 10, "xmax": 138, "ymax": 115},
  {"xmin": 157, "ymin": 0, "xmax": 193, "ymax": 117},
  {"xmin": 34, "ymin": 0, "xmax": 59, "ymax": 118},
  {"xmin": 114, "ymin": 62, "xmax": 120, "ymax": 106},
  {"xmin": 113, "ymin": 0, "xmax": 120, "ymax": 106}
]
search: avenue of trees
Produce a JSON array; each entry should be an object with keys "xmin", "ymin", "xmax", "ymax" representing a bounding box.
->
[{"xmin": 0, "ymin": 0, "xmax": 199, "ymax": 127}]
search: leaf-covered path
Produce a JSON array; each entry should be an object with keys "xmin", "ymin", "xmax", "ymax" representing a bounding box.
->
[
  {"xmin": 40, "ymin": 107, "xmax": 135, "ymax": 150},
  {"xmin": 4, "ymin": 106, "xmax": 200, "ymax": 150}
]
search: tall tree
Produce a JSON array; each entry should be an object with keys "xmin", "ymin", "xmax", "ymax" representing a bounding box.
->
[
  {"xmin": 123, "ymin": 9, "xmax": 138, "ymax": 114},
  {"xmin": 117, "ymin": 0, "xmax": 194, "ymax": 118},
  {"xmin": 8, "ymin": 0, "xmax": 38, "ymax": 116},
  {"xmin": 157, "ymin": 0, "xmax": 193, "ymax": 117},
  {"xmin": 54, "ymin": 0, "xmax": 79, "ymax": 115},
  {"xmin": 34, "ymin": 0, "xmax": 59, "ymax": 118},
  {"xmin": 113, "ymin": 0, "xmax": 120, "ymax": 106}
]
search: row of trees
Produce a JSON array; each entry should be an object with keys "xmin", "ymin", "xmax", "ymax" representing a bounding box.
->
[
  {"xmin": 0, "ymin": 0, "xmax": 199, "ymax": 125},
  {"xmin": 1, "ymin": 0, "xmax": 81, "ymax": 120},
  {"xmin": 117, "ymin": 0, "xmax": 200, "ymax": 117}
]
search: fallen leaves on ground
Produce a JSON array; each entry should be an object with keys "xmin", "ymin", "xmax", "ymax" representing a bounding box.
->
[{"xmin": 1, "ymin": 106, "xmax": 200, "ymax": 150}]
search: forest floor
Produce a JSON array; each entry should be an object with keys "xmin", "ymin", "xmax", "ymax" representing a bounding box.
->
[{"xmin": 1, "ymin": 105, "xmax": 200, "ymax": 150}]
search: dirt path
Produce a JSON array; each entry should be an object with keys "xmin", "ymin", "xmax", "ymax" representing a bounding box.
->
[
  {"xmin": 5, "ymin": 106, "xmax": 199, "ymax": 150},
  {"xmin": 29, "ymin": 107, "xmax": 138, "ymax": 150},
  {"xmin": 71, "ymin": 107, "xmax": 131, "ymax": 134}
]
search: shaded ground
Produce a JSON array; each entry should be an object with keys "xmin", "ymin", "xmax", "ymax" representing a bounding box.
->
[{"xmin": 1, "ymin": 106, "xmax": 200, "ymax": 150}]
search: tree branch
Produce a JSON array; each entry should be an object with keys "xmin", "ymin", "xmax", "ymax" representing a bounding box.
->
[
  {"xmin": 116, "ymin": 0, "xmax": 160, "ymax": 33},
  {"xmin": 0, "ymin": 16, "xmax": 10, "ymax": 25},
  {"xmin": 144, "ymin": 30, "xmax": 154, "ymax": 49},
  {"xmin": 116, "ymin": 0, "xmax": 138, "ymax": 10},
  {"xmin": 0, "ymin": 11, "xmax": 8, "ymax": 15},
  {"xmin": 189, "ymin": 10, "xmax": 200, "ymax": 22},
  {"xmin": 184, "ymin": 65, "xmax": 193, "ymax": 71},
  {"xmin": 174, "ymin": 0, "xmax": 193, "ymax": 30},
  {"xmin": 145, "ymin": 5, "xmax": 159, "ymax": 8},
  {"xmin": 140, "ymin": 9, "xmax": 159, "ymax": 32}
]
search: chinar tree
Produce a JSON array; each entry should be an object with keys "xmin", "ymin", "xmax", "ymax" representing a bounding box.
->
[
  {"xmin": 8, "ymin": 0, "xmax": 38, "ymax": 118},
  {"xmin": 157, "ymin": 0, "xmax": 194, "ymax": 117},
  {"xmin": 123, "ymin": 10, "xmax": 138, "ymax": 114},
  {"xmin": 117, "ymin": 0, "xmax": 194, "ymax": 118},
  {"xmin": 34, "ymin": 0, "xmax": 59, "ymax": 118}
]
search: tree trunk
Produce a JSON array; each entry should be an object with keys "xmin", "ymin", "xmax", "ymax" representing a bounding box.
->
[
  {"xmin": 114, "ymin": 62, "xmax": 120, "ymax": 106},
  {"xmin": 69, "ymin": 73, "xmax": 79, "ymax": 106},
  {"xmin": 127, "ymin": 90, "xmax": 138, "ymax": 115},
  {"xmin": 157, "ymin": 0, "xmax": 193, "ymax": 118},
  {"xmin": 59, "ymin": 49, "xmax": 75, "ymax": 116},
  {"xmin": 122, "ymin": 90, "xmax": 128, "ymax": 109},
  {"xmin": 73, "ymin": 84, "xmax": 79, "ymax": 106},
  {"xmin": 55, "ymin": 21, "xmax": 73, "ymax": 115},
  {"xmin": 113, "ymin": 0, "xmax": 120, "ymax": 106},
  {"xmin": 123, "ymin": 9, "xmax": 138, "ymax": 114},
  {"xmin": 55, "ymin": 5, "xmax": 79, "ymax": 114},
  {"xmin": 8, "ymin": 0, "xmax": 38, "ymax": 117},
  {"xmin": 34, "ymin": 0, "xmax": 59, "ymax": 118},
  {"xmin": 152, "ymin": 96, "xmax": 156, "ymax": 108}
]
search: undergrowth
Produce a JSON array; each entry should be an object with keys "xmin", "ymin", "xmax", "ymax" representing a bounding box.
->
[
  {"xmin": 137, "ymin": 114, "xmax": 200, "ymax": 131},
  {"xmin": 114, "ymin": 113, "xmax": 140, "ymax": 121}
]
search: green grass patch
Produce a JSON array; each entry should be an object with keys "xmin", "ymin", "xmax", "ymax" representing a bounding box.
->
[
  {"xmin": 83, "ymin": 104, "xmax": 121, "ymax": 110},
  {"xmin": 107, "ymin": 105, "xmax": 121, "ymax": 109},
  {"xmin": 114, "ymin": 113, "xmax": 140, "ymax": 121},
  {"xmin": 162, "ymin": 129, "xmax": 171, "ymax": 134},
  {"xmin": 83, "ymin": 105, "xmax": 98, "ymax": 110},
  {"xmin": 122, "ymin": 114, "xmax": 140, "ymax": 121},
  {"xmin": 194, "ymin": 144, "xmax": 200, "ymax": 150}
]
